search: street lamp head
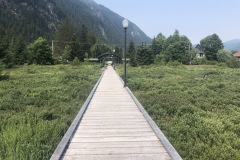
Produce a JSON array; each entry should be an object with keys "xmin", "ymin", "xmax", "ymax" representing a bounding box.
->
[{"xmin": 122, "ymin": 19, "xmax": 129, "ymax": 29}]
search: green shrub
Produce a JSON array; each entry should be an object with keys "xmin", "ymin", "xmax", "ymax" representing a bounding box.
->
[
  {"xmin": 72, "ymin": 57, "xmax": 80, "ymax": 66},
  {"xmin": 167, "ymin": 60, "xmax": 182, "ymax": 66},
  {"xmin": 226, "ymin": 57, "xmax": 240, "ymax": 68}
]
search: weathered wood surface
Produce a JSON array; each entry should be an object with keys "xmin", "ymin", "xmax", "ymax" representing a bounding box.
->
[{"xmin": 59, "ymin": 66, "xmax": 173, "ymax": 160}]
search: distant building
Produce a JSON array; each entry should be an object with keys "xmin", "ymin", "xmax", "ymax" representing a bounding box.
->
[
  {"xmin": 233, "ymin": 51, "xmax": 240, "ymax": 58},
  {"xmin": 194, "ymin": 44, "xmax": 205, "ymax": 58}
]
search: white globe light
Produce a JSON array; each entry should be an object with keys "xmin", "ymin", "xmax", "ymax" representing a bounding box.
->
[{"xmin": 122, "ymin": 19, "xmax": 129, "ymax": 29}]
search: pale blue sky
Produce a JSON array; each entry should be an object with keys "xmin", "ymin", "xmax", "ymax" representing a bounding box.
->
[{"xmin": 94, "ymin": 0, "xmax": 240, "ymax": 44}]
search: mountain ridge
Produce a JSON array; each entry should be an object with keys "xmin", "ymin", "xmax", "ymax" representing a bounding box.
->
[
  {"xmin": 224, "ymin": 39, "xmax": 240, "ymax": 51},
  {"xmin": 0, "ymin": 0, "xmax": 151, "ymax": 44}
]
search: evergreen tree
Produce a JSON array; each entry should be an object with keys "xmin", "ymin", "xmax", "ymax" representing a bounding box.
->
[
  {"xmin": 54, "ymin": 19, "xmax": 75, "ymax": 56},
  {"xmin": 152, "ymin": 33, "xmax": 166, "ymax": 56},
  {"xmin": 13, "ymin": 35, "xmax": 26, "ymax": 65},
  {"xmin": 136, "ymin": 43, "xmax": 152, "ymax": 66},
  {"xmin": 88, "ymin": 33, "xmax": 97, "ymax": 57},
  {"xmin": 79, "ymin": 24, "xmax": 90, "ymax": 61},
  {"xmin": 3, "ymin": 39, "xmax": 15, "ymax": 68},
  {"xmin": 69, "ymin": 34, "xmax": 81, "ymax": 61},
  {"xmin": 128, "ymin": 41, "xmax": 137, "ymax": 66}
]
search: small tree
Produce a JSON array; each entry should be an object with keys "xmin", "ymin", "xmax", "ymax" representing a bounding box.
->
[
  {"xmin": 62, "ymin": 45, "xmax": 71, "ymax": 64},
  {"xmin": 151, "ymin": 33, "xmax": 165, "ymax": 57},
  {"xmin": 27, "ymin": 37, "xmax": 53, "ymax": 65},
  {"xmin": 72, "ymin": 57, "xmax": 80, "ymax": 66},
  {"xmin": 85, "ymin": 52, "xmax": 89, "ymax": 61}
]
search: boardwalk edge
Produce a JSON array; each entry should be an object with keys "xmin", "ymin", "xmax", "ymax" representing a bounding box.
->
[{"xmin": 50, "ymin": 69, "xmax": 105, "ymax": 160}]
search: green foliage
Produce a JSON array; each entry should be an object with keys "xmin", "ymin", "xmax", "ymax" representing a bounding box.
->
[
  {"xmin": 226, "ymin": 57, "xmax": 240, "ymax": 68},
  {"xmin": 27, "ymin": 37, "xmax": 53, "ymax": 65},
  {"xmin": 128, "ymin": 41, "xmax": 137, "ymax": 66},
  {"xmin": 0, "ymin": 0, "xmax": 63, "ymax": 43},
  {"xmin": 191, "ymin": 58, "xmax": 208, "ymax": 65},
  {"xmin": 117, "ymin": 65, "xmax": 240, "ymax": 160},
  {"xmin": 151, "ymin": 33, "xmax": 165, "ymax": 56},
  {"xmin": 62, "ymin": 45, "xmax": 72, "ymax": 64},
  {"xmin": 54, "ymin": 19, "xmax": 76, "ymax": 56},
  {"xmin": 217, "ymin": 49, "xmax": 232, "ymax": 63},
  {"xmin": 162, "ymin": 30, "xmax": 191, "ymax": 64},
  {"xmin": 200, "ymin": 34, "xmax": 224, "ymax": 61},
  {"xmin": 152, "ymin": 30, "xmax": 192, "ymax": 65},
  {"xmin": 72, "ymin": 57, "xmax": 80, "ymax": 66},
  {"xmin": 54, "ymin": 21, "xmax": 96, "ymax": 61},
  {"xmin": 90, "ymin": 43, "xmax": 111, "ymax": 58},
  {"xmin": 0, "ymin": 28, "xmax": 26, "ymax": 67},
  {"xmin": 78, "ymin": 24, "xmax": 90, "ymax": 61},
  {"xmin": 136, "ymin": 44, "xmax": 152, "ymax": 65},
  {"xmin": 0, "ymin": 64, "xmax": 101, "ymax": 159}
]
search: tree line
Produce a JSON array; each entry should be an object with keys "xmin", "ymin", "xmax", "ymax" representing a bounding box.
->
[
  {"xmin": 128, "ymin": 30, "xmax": 240, "ymax": 68},
  {"xmin": 0, "ymin": 19, "xmax": 111, "ymax": 68},
  {"xmin": 1, "ymin": 22, "xmax": 239, "ymax": 69}
]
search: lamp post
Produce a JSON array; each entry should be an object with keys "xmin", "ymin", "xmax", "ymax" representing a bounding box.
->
[{"xmin": 122, "ymin": 19, "xmax": 128, "ymax": 87}]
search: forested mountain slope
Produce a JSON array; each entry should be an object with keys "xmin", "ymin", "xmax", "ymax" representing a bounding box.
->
[
  {"xmin": 0, "ymin": 0, "xmax": 151, "ymax": 44},
  {"xmin": 0, "ymin": 0, "xmax": 64, "ymax": 42}
]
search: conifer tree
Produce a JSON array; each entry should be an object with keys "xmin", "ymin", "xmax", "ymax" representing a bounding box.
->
[
  {"xmin": 54, "ymin": 19, "xmax": 75, "ymax": 56},
  {"xmin": 128, "ymin": 41, "xmax": 137, "ymax": 66},
  {"xmin": 79, "ymin": 24, "xmax": 90, "ymax": 61},
  {"xmin": 136, "ymin": 43, "xmax": 152, "ymax": 66}
]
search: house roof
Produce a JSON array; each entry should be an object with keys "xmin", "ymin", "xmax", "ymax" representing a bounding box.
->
[{"xmin": 233, "ymin": 51, "xmax": 240, "ymax": 57}]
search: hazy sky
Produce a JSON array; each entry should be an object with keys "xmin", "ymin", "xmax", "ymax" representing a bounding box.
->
[{"xmin": 94, "ymin": 0, "xmax": 240, "ymax": 44}]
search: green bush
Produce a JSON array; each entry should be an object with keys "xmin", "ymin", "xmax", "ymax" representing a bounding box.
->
[
  {"xmin": 226, "ymin": 57, "xmax": 240, "ymax": 68},
  {"xmin": 27, "ymin": 37, "xmax": 53, "ymax": 65},
  {"xmin": 72, "ymin": 57, "xmax": 80, "ymax": 66},
  {"xmin": 191, "ymin": 58, "xmax": 208, "ymax": 65}
]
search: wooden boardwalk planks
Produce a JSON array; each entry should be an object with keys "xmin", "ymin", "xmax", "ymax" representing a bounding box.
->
[{"xmin": 60, "ymin": 66, "xmax": 172, "ymax": 160}]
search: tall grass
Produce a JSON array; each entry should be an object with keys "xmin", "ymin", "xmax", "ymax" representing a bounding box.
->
[
  {"xmin": 0, "ymin": 64, "xmax": 101, "ymax": 159},
  {"xmin": 118, "ymin": 64, "xmax": 240, "ymax": 160}
]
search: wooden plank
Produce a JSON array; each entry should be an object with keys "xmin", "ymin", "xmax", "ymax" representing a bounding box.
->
[
  {"xmin": 85, "ymin": 108, "xmax": 139, "ymax": 112},
  {"xmin": 80, "ymin": 119, "xmax": 146, "ymax": 123},
  {"xmin": 66, "ymin": 141, "xmax": 163, "ymax": 149},
  {"xmin": 64, "ymin": 147, "xmax": 168, "ymax": 155},
  {"xmin": 73, "ymin": 131, "xmax": 156, "ymax": 138},
  {"xmin": 76, "ymin": 125, "xmax": 151, "ymax": 130},
  {"xmin": 70, "ymin": 136, "xmax": 159, "ymax": 143},
  {"xmin": 74, "ymin": 128, "xmax": 153, "ymax": 133},
  {"xmin": 79, "ymin": 122, "xmax": 149, "ymax": 126},
  {"xmin": 81, "ymin": 115, "xmax": 145, "ymax": 120},
  {"xmin": 62, "ymin": 154, "xmax": 171, "ymax": 160}
]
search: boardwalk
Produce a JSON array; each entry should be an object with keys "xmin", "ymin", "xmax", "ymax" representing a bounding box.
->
[{"xmin": 51, "ymin": 66, "xmax": 182, "ymax": 160}]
